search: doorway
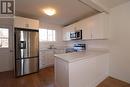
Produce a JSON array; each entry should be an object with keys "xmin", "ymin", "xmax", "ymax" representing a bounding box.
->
[{"xmin": 0, "ymin": 26, "xmax": 14, "ymax": 72}]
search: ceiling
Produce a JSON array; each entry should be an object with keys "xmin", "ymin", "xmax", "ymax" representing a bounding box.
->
[
  {"xmin": 95, "ymin": 0, "xmax": 130, "ymax": 9},
  {"xmin": 16, "ymin": 0, "xmax": 130, "ymax": 26},
  {"xmin": 15, "ymin": 0, "xmax": 99, "ymax": 26}
]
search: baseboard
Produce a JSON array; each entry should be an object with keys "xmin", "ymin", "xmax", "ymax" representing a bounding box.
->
[
  {"xmin": 90, "ymin": 73, "xmax": 109, "ymax": 87},
  {"xmin": 40, "ymin": 64, "xmax": 54, "ymax": 69},
  {"xmin": 54, "ymin": 82, "xmax": 61, "ymax": 87}
]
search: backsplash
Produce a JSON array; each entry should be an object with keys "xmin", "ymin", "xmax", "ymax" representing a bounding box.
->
[
  {"xmin": 40, "ymin": 41, "xmax": 67, "ymax": 50},
  {"xmin": 40, "ymin": 39, "xmax": 109, "ymax": 50},
  {"xmin": 65, "ymin": 40, "xmax": 87, "ymax": 48},
  {"xmin": 87, "ymin": 40, "xmax": 109, "ymax": 49},
  {"xmin": 65, "ymin": 39, "xmax": 109, "ymax": 50}
]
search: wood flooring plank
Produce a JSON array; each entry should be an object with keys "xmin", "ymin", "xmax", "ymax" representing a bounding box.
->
[
  {"xmin": 0, "ymin": 66, "xmax": 129, "ymax": 87},
  {"xmin": 0, "ymin": 66, "xmax": 54, "ymax": 87},
  {"xmin": 97, "ymin": 77, "xmax": 130, "ymax": 87}
]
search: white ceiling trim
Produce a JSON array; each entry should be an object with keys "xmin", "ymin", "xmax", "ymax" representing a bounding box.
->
[{"xmin": 79, "ymin": 0, "xmax": 109, "ymax": 13}]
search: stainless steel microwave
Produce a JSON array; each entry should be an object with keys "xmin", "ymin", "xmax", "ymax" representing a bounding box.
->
[{"xmin": 70, "ymin": 30, "xmax": 82, "ymax": 40}]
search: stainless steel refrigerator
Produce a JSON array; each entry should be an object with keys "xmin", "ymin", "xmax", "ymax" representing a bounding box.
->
[{"xmin": 15, "ymin": 28, "xmax": 39, "ymax": 77}]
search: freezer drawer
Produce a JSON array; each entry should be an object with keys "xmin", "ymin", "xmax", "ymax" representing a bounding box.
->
[{"xmin": 16, "ymin": 57, "xmax": 39, "ymax": 77}]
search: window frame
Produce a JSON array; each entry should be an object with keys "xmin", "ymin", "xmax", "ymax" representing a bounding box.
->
[
  {"xmin": 39, "ymin": 28, "xmax": 56, "ymax": 42},
  {"xmin": 0, "ymin": 27, "xmax": 9, "ymax": 48}
]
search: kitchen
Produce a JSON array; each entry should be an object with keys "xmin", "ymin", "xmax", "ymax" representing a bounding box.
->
[{"xmin": 0, "ymin": 0, "xmax": 130, "ymax": 87}]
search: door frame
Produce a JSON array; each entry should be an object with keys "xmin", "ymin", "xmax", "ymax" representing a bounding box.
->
[{"xmin": 0, "ymin": 25, "xmax": 14, "ymax": 72}]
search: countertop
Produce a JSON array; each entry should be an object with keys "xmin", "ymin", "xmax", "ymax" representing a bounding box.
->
[
  {"xmin": 54, "ymin": 48, "xmax": 109, "ymax": 63},
  {"xmin": 40, "ymin": 48, "xmax": 65, "ymax": 51}
]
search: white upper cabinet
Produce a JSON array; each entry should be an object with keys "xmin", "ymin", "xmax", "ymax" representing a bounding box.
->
[
  {"xmin": 88, "ymin": 13, "xmax": 108, "ymax": 39},
  {"xmin": 62, "ymin": 24, "xmax": 75, "ymax": 41},
  {"xmin": 27, "ymin": 18, "xmax": 39, "ymax": 29},
  {"xmin": 14, "ymin": 16, "xmax": 39, "ymax": 29},
  {"xmin": 62, "ymin": 12, "xmax": 108, "ymax": 40},
  {"xmin": 77, "ymin": 12, "xmax": 108, "ymax": 40},
  {"xmin": 75, "ymin": 20, "xmax": 92, "ymax": 40}
]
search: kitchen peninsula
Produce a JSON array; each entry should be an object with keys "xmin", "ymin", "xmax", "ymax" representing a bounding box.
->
[{"xmin": 55, "ymin": 49, "xmax": 109, "ymax": 87}]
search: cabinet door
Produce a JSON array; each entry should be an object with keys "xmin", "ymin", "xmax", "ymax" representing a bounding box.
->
[
  {"xmin": 40, "ymin": 50, "xmax": 54, "ymax": 68},
  {"xmin": 83, "ymin": 26, "xmax": 92, "ymax": 40},
  {"xmin": 62, "ymin": 24, "xmax": 75, "ymax": 41},
  {"xmin": 74, "ymin": 22, "xmax": 80, "ymax": 31},
  {"xmin": 91, "ymin": 13, "xmax": 108, "ymax": 39},
  {"xmin": 78, "ymin": 19, "xmax": 92, "ymax": 40},
  {"xmin": 39, "ymin": 51, "xmax": 46, "ymax": 69},
  {"xmin": 43, "ymin": 51, "xmax": 51, "ymax": 67},
  {"xmin": 14, "ymin": 16, "xmax": 28, "ymax": 28},
  {"xmin": 14, "ymin": 16, "xmax": 39, "ymax": 29},
  {"xmin": 81, "ymin": 12, "xmax": 108, "ymax": 40},
  {"xmin": 62, "ymin": 27, "xmax": 70, "ymax": 41},
  {"xmin": 47, "ymin": 50, "xmax": 54, "ymax": 65},
  {"xmin": 27, "ymin": 19, "xmax": 39, "ymax": 29}
]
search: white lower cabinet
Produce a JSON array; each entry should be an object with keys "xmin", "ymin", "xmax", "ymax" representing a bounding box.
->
[
  {"xmin": 40, "ymin": 50, "xmax": 54, "ymax": 69},
  {"xmin": 40, "ymin": 49, "xmax": 65, "ymax": 69}
]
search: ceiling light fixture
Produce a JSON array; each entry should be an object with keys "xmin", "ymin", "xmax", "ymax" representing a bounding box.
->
[{"xmin": 43, "ymin": 8, "xmax": 56, "ymax": 16}]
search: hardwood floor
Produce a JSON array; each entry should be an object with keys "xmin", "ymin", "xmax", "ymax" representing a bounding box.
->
[
  {"xmin": 97, "ymin": 77, "xmax": 130, "ymax": 87},
  {"xmin": 0, "ymin": 67, "xmax": 54, "ymax": 87},
  {"xmin": 0, "ymin": 66, "xmax": 129, "ymax": 87}
]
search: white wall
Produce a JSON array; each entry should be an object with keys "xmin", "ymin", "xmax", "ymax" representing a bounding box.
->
[
  {"xmin": 0, "ymin": 18, "xmax": 13, "ymax": 26},
  {"xmin": 39, "ymin": 21, "xmax": 66, "ymax": 50},
  {"xmin": 87, "ymin": 40, "xmax": 108, "ymax": 49},
  {"xmin": 109, "ymin": 1, "xmax": 130, "ymax": 83}
]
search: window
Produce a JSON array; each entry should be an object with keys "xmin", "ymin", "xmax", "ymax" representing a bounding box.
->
[
  {"xmin": 0, "ymin": 28, "xmax": 9, "ymax": 48},
  {"xmin": 39, "ymin": 29, "xmax": 56, "ymax": 41}
]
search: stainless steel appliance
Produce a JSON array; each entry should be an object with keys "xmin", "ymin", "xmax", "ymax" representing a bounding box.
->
[
  {"xmin": 15, "ymin": 28, "xmax": 39, "ymax": 77},
  {"xmin": 65, "ymin": 44, "xmax": 86, "ymax": 53},
  {"xmin": 73, "ymin": 44, "xmax": 86, "ymax": 52},
  {"xmin": 70, "ymin": 30, "xmax": 82, "ymax": 40}
]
